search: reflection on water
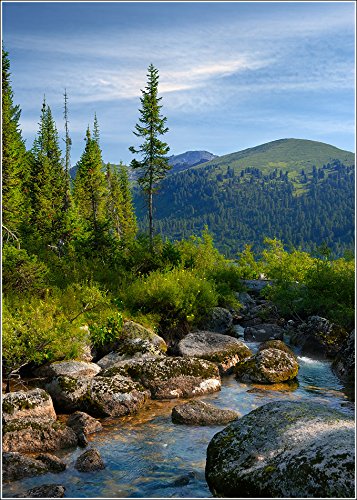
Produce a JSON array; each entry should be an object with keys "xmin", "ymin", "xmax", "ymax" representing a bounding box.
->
[{"xmin": 3, "ymin": 344, "xmax": 354, "ymax": 499}]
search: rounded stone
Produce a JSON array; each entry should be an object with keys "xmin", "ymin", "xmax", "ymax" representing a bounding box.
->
[
  {"xmin": 75, "ymin": 448, "xmax": 105, "ymax": 472},
  {"xmin": 172, "ymin": 400, "xmax": 239, "ymax": 425},
  {"xmin": 205, "ymin": 400, "xmax": 355, "ymax": 498},
  {"xmin": 235, "ymin": 348, "xmax": 299, "ymax": 383}
]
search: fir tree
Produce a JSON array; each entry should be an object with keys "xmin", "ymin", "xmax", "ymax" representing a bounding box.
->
[
  {"xmin": 2, "ymin": 48, "xmax": 30, "ymax": 243},
  {"xmin": 30, "ymin": 98, "xmax": 68, "ymax": 246},
  {"xmin": 129, "ymin": 64, "xmax": 170, "ymax": 247},
  {"xmin": 73, "ymin": 123, "xmax": 107, "ymax": 248},
  {"xmin": 63, "ymin": 89, "xmax": 72, "ymax": 211},
  {"xmin": 118, "ymin": 163, "xmax": 137, "ymax": 241}
]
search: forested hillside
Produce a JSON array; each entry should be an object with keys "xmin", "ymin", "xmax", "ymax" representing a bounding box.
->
[{"xmin": 134, "ymin": 139, "xmax": 355, "ymax": 257}]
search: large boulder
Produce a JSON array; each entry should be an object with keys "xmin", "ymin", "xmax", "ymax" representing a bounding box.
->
[
  {"xmin": 3, "ymin": 452, "xmax": 49, "ymax": 482},
  {"xmin": 239, "ymin": 279, "xmax": 273, "ymax": 294},
  {"xmin": 66, "ymin": 411, "xmax": 102, "ymax": 435},
  {"xmin": 172, "ymin": 400, "xmax": 239, "ymax": 425},
  {"xmin": 2, "ymin": 419, "xmax": 78, "ymax": 453},
  {"xmin": 35, "ymin": 360, "xmax": 101, "ymax": 379},
  {"xmin": 200, "ymin": 307, "xmax": 233, "ymax": 334},
  {"xmin": 206, "ymin": 400, "xmax": 355, "ymax": 498},
  {"xmin": 332, "ymin": 330, "xmax": 355, "ymax": 386},
  {"xmin": 177, "ymin": 331, "xmax": 252, "ymax": 374},
  {"xmin": 244, "ymin": 323, "xmax": 284, "ymax": 342},
  {"xmin": 289, "ymin": 316, "xmax": 348, "ymax": 358},
  {"xmin": 45, "ymin": 375, "xmax": 150, "ymax": 417},
  {"xmin": 101, "ymin": 356, "xmax": 221, "ymax": 399},
  {"xmin": 2, "ymin": 388, "xmax": 56, "ymax": 424},
  {"xmin": 235, "ymin": 348, "xmax": 299, "ymax": 384},
  {"xmin": 96, "ymin": 337, "xmax": 164, "ymax": 370},
  {"xmin": 121, "ymin": 321, "xmax": 167, "ymax": 352},
  {"xmin": 35, "ymin": 453, "xmax": 66, "ymax": 472},
  {"xmin": 258, "ymin": 339, "xmax": 296, "ymax": 357},
  {"xmin": 75, "ymin": 448, "xmax": 105, "ymax": 472}
]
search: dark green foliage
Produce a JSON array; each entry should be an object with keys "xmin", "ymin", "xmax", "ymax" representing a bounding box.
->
[
  {"xmin": 2, "ymin": 48, "xmax": 30, "ymax": 236},
  {"xmin": 129, "ymin": 64, "xmax": 170, "ymax": 246},
  {"xmin": 135, "ymin": 153, "xmax": 354, "ymax": 258},
  {"xmin": 29, "ymin": 98, "xmax": 70, "ymax": 246}
]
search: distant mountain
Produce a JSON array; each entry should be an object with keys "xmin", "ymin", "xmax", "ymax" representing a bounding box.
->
[
  {"xmin": 134, "ymin": 138, "xmax": 355, "ymax": 257},
  {"xmin": 69, "ymin": 150, "xmax": 217, "ymax": 180},
  {"xmin": 168, "ymin": 150, "xmax": 217, "ymax": 174}
]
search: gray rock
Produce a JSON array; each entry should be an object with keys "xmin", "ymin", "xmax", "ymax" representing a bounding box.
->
[
  {"xmin": 236, "ymin": 292, "xmax": 256, "ymax": 310},
  {"xmin": 244, "ymin": 323, "xmax": 284, "ymax": 341},
  {"xmin": 97, "ymin": 337, "xmax": 164, "ymax": 369},
  {"xmin": 235, "ymin": 348, "xmax": 299, "ymax": 383},
  {"xmin": 77, "ymin": 432, "xmax": 88, "ymax": 447},
  {"xmin": 121, "ymin": 321, "xmax": 167, "ymax": 352},
  {"xmin": 75, "ymin": 448, "xmax": 105, "ymax": 472},
  {"xmin": 206, "ymin": 400, "xmax": 355, "ymax": 498},
  {"xmin": 36, "ymin": 453, "xmax": 66, "ymax": 472},
  {"xmin": 240, "ymin": 279, "xmax": 273, "ymax": 293},
  {"xmin": 200, "ymin": 307, "xmax": 233, "ymax": 334},
  {"xmin": 25, "ymin": 484, "xmax": 66, "ymax": 498},
  {"xmin": 332, "ymin": 330, "xmax": 355, "ymax": 385},
  {"xmin": 45, "ymin": 374, "xmax": 150, "ymax": 417},
  {"xmin": 35, "ymin": 360, "xmax": 101, "ymax": 379},
  {"xmin": 2, "ymin": 452, "xmax": 49, "ymax": 482},
  {"xmin": 172, "ymin": 400, "xmax": 239, "ymax": 425},
  {"xmin": 2, "ymin": 420, "xmax": 78, "ymax": 453},
  {"xmin": 290, "ymin": 316, "xmax": 348, "ymax": 358},
  {"xmin": 2, "ymin": 388, "xmax": 57, "ymax": 424},
  {"xmin": 258, "ymin": 339, "xmax": 296, "ymax": 357},
  {"xmin": 66, "ymin": 411, "xmax": 102, "ymax": 435},
  {"xmin": 100, "ymin": 356, "xmax": 221, "ymax": 400},
  {"xmin": 178, "ymin": 331, "xmax": 252, "ymax": 374}
]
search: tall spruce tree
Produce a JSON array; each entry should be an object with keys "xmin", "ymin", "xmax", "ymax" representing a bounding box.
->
[
  {"xmin": 129, "ymin": 64, "xmax": 170, "ymax": 247},
  {"xmin": 63, "ymin": 89, "xmax": 72, "ymax": 211},
  {"xmin": 73, "ymin": 122, "xmax": 107, "ymax": 248},
  {"xmin": 30, "ymin": 98, "xmax": 68, "ymax": 246},
  {"xmin": 2, "ymin": 48, "xmax": 30, "ymax": 243}
]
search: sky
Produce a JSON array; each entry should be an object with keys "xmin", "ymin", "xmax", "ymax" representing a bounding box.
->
[{"xmin": 2, "ymin": 1, "xmax": 356, "ymax": 165}]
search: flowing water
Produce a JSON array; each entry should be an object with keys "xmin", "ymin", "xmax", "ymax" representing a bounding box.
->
[{"xmin": 2, "ymin": 341, "xmax": 354, "ymax": 499}]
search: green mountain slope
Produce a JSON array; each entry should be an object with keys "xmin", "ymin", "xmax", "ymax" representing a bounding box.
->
[{"xmin": 134, "ymin": 139, "xmax": 355, "ymax": 257}]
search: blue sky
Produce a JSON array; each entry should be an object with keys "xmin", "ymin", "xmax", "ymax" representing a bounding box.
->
[{"xmin": 2, "ymin": 1, "xmax": 355, "ymax": 165}]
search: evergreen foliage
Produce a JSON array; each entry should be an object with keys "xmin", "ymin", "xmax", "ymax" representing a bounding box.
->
[
  {"xmin": 129, "ymin": 64, "xmax": 170, "ymax": 246},
  {"xmin": 29, "ymin": 98, "xmax": 69, "ymax": 247},
  {"xmin": 2, "ymin": 48, "xmax": 30, "ymax": 237}
]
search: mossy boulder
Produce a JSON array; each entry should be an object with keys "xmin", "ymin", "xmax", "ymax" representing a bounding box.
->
[
  {"xmin": 172, "ymin": 400, "xmax": 239, "ymax": 425},
  {"xmin": 244, "ymin": 323, "xmax": 284, "ymax": 342},
  {"xmin": 235, "ymin": 348, "xmax": 299, "ymax": 384},
  {"xmin": 2, "ymin": 388, "xmax": 56, "ymax": 424},
  {"xmin": 290, "ymin": 316, "xmax": 348, "ymax": 358},
  {"xmin": 2, "ymin": 420, "xmax": 77, "ymax": 453},
  {"xmin": 35, "ymin": 360, "xmax": 101, "ymax": 379},
  {"xmin": 45, "ymin": 375, "xmax": 149, "ymax": 417},
  {"xmin": 35, "ymin": 453, "xmax": 66, "ymax": 472},
  {"xmin": 205, "ymin": 400, "xmax": 355, "ymax": 498},
  {"xmin": 97, "ymin": 337, "xmax": 164, "ymax": 370},
  {"xmin": 2, "ymin": 452, "xmax": 49, "ymax": 482},
  {"xmin": 258, "ymin": 339, "xmax": 296, "ymax": 358},
  {"xmin": 177, "ymin": 331, "xmax": 252, "ymax": 374},
  {"xmin": 100, "ymin": 356, "xmax": 221, "ymax": 400},
  {"xmin": 121, "ymin": 321, "xmax": 167, "ymax": 352}
]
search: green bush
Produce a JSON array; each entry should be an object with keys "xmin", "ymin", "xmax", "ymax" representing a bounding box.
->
[
  {"xmin": 206, "ymin": 263, "xmax": 244, "ymax": 308},
  {"xmin": 123, "ymin": 267, "xmax": 218, "ymax": 331},
  {"xmin": 235, "ymin": 244, "xmax": 262, "ymax": 279},
  {"xmin": 2, "ymin": 244, "xmax": 49, "ymax": 294},
  {"xmin": 89, "ymin": 312, "xmax": 124, "ymax": 348}
]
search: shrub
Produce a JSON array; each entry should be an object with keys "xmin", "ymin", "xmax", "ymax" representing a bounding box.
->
[
  {"xmin": 89, "ymin": 312, "xmax": 124, "ymax": 348},
  {"xmin": 2, "ymin": 244, "xmax": 49, "ymax": 294},
  {"xmin": 123, "ymin": 267, "xmax": 218, "ymax": 332},
  {"xmin": 235, "ymin": 244, "xmax": 262, "ymax": 279}
]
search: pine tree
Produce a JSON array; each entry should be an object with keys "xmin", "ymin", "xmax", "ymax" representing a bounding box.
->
[
  {"xmin": 105, "ymin": 162, "xmax": 124, "ymax": 241},
  {"xmin": 73, "ymin": 123, "xmax": 107, "ymax": 248},
  {"xmin": 2, "ymin": 48, "xmax": 30, "ymax": 244},
  {"xmin": 30, "ymin": 98, "xmax": 68, "ymax": 246},
  {"xmin": 129, "ymin": 64, "xmax": 170, "ymax": 248},
  {"xmin": 63, "ymin": 89, "xmax": 72, "ymax": 211}
]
